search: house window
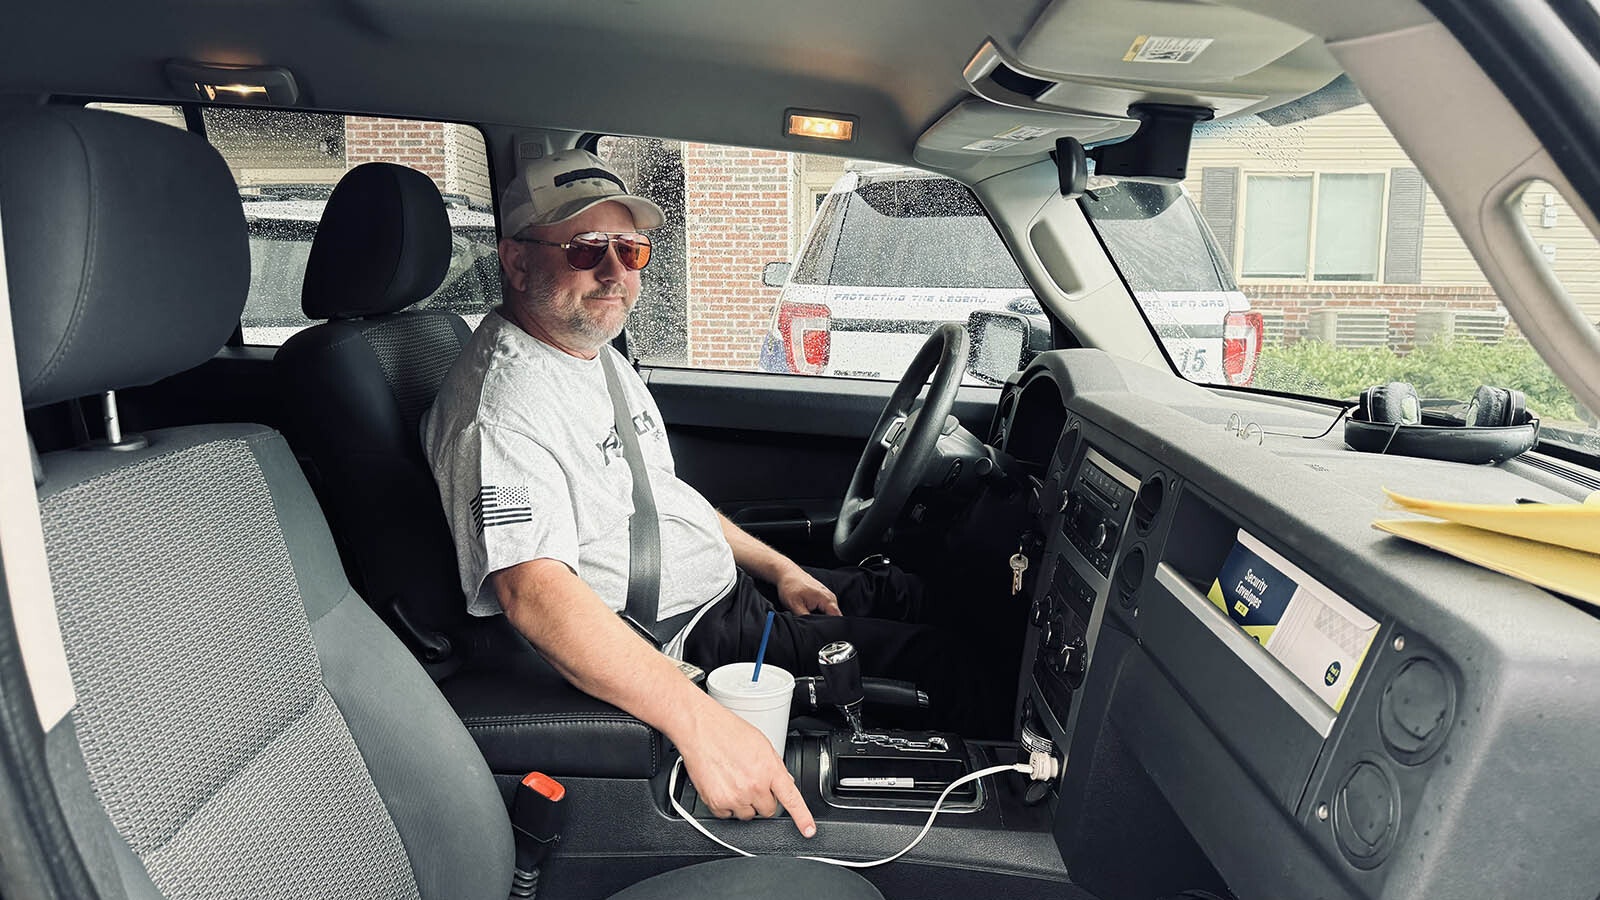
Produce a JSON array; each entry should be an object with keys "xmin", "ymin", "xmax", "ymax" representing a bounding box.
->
[
  {"xmin": 1239, "ymin": 172, "xmax": 1386, "ymax": 281},
  {"xmin": 1314, "ymin": 173, "xmax": 1385, "ymax": 281},
  {"xmin": 1241, "ymin": 175, "xmax": 1312, "ymax": 278}
]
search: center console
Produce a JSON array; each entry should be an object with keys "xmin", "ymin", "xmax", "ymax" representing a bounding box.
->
[{"xmin": 1017, "ymin": 432, "xmax": 1142, "ymax": 774}]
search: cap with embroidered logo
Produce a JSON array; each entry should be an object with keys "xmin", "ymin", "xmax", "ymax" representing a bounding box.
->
[{"xmin": 500, "ymin": 149, "xmax": 665, "ymax": 237}]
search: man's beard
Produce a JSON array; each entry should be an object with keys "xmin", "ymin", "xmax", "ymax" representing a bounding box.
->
[{"xmin": 524, "ymin": 266, "xmax": 631, "ymax": 347}]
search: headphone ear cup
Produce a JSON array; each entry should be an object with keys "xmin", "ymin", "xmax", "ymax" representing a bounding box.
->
[
  {"xmin": 1368, "ymin": 382, "xmax": 1420, "ymax": 424},
  {"xmin": 1468, "ymin": 385, "xmax": 1512, "ymax": 427},
  {"xmin": 1505, "ymin": 388, "xmax": 1528, "ymax": 425}
]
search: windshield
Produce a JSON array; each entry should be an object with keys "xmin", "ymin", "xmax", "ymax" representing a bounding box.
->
[{"xmin": 1084, "ymin": 93, "xmax": 1600, "ymax": 457}]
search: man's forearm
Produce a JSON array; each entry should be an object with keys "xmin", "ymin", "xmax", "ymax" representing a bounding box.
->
[
  {"xmin": 718, "ymin": 513, "xmax": 802, "ymax": 583},
  {"xmin": 491, "ymin": 557, "xmax": 819, "ymax": 835},
  {"xmin": 494, "ymin": 559, "xmax": 713, "ymax": 738}
]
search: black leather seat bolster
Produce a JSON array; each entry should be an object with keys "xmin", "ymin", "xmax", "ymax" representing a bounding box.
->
[{"xmin": 439, "ymin": 648, "xmax": 662, "ymax": 778}]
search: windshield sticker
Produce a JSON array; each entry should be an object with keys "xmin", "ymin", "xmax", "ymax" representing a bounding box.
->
[
  {"xmin": 1124, "ymin": 35, "xmax": 1214, "ymax": 64},
  {"xmin": 1208, "ymin": 529, "xmax": 1378, "ymax": 712}
]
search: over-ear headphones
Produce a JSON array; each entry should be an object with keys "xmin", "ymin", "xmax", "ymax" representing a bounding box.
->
[{"xmin": 1346, "ymin": 382, "xmax": 1539, "ymax": 464}]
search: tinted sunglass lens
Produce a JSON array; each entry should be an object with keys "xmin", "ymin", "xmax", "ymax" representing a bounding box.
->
[
  {"xmin": 616, "ymin": 236, "xmax": 651, "ymax": 270},
  {"xmin": 566, "ymin": 236, "xmax": 609, "ymax": 270}
]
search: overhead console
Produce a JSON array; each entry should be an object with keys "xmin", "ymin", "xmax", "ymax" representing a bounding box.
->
[
  {"xmin": 991, "ymin": 349, "xmax": 1600, "ymax": 900},
  {"xmin": 917, "ymin": 0, "xmax": 1346, "ymax": 174}
]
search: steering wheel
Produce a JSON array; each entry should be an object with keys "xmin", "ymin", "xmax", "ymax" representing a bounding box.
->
[{"xmin": 834, "ymin": 324, "xmax": 970, "ymax": 562}]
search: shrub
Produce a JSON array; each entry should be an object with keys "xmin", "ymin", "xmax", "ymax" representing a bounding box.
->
[{"xmin": 1254, "ymin": 337, "xmax": 1581, "ymax": 422}]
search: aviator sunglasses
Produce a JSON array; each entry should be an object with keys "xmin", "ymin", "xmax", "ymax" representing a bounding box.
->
[{"xmin": 513, "ymin": 231, "xmax": 653, "ymax": 271}]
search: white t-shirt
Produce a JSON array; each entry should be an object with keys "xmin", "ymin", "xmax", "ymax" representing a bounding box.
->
[{"xmin": 422, "ymin": 310, "xmax": 736, "ymax": 638}]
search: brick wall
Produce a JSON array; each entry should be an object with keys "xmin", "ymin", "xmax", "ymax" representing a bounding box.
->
[
  {"xmin": 682, "ymin": 144, "xmax": 791, "ymax": 368},
  {"xmin": 345, "ymin": 117, "xmax": 448, "ymax": 184},
  {"xmin": 1244, "ymin": 284, "xmax": 1505, "ymax": 351}
]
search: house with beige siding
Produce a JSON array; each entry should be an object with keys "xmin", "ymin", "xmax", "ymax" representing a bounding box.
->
[{"xmin": 1183, "ymin": 104, "xmax": 1597, "ymax": 350}]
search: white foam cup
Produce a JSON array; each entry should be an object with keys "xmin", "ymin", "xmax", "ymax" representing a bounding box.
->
[{"xmin": 706, "ymin": 662, "xmax": 795, "ymax": 757}]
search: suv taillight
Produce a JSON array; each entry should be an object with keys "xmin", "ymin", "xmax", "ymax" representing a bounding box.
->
[
  {"xmin": 1223, "ymin": 311, "xmax": 1264, "ymax": 386},
  {"xmin": 778, "ymin": 301, "xmax": 831, "ymax": 375}
]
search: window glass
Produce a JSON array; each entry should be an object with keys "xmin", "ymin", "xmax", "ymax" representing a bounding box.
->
[
  {"xmin": 1314, "ymin": 173, "xmax": 1384, "ymax": 281},
  {"xmin": 1081, "ymin": 182, "xmax": 1230, "ymax": 293},
  {"xmin": 197, "ymin": 109, "xmax": 499, "ymax": 346},
  {"xmin": 1083, "ymin": 94, "xmax": 1597, "ymax": 455},
  {"xmin": 597, "ymin": 138, "xmax": 1033, "ymax": 381},
  {"xmin": 1241, "ymin": 175, "xmax": 1312, "ymax": 278}
]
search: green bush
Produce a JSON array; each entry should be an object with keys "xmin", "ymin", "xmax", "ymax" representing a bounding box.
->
[{"xmin": 1254, "ymin": 337, "xmax": 1582, "ymax": 422}]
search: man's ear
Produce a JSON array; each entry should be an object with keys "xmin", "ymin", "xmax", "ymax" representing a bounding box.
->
[{"xmin": 498, "ymin": 237, "xmax": 528, "ymax": 293}]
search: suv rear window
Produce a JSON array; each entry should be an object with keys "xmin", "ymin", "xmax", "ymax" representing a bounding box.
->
[{"xmin": 818, "ymin": 178, "xmax": 1030, "ymax": 290}]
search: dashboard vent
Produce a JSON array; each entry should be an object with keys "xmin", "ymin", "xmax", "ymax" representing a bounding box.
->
[
  {"xmin": 1116, "ymin": 547, "xmax": 1146, "ymax": 609},
  {"xmin": 1133, "ymin": 474, "xmax": 1165, "ymax": 534}
]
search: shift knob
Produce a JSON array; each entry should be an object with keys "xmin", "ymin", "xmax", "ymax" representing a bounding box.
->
[{"xmin": 818, "ymin": 641, "xmax": 866, "ymax": 737}]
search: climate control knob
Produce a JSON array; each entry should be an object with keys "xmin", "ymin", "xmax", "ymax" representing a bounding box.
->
[{"xmin": 1091, "ymin": 520, "xmax": 1117, "ymax": 551}]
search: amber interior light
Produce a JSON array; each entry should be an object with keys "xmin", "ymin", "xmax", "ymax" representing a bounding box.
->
[{"xmin": 787, "ymin": 114, "xmax": 855, "ymax": 142}]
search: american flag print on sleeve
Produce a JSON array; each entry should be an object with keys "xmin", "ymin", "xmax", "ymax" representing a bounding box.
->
[{"xmin": 471, "ymin": 484, "xmax": 533, "ymax": 533}]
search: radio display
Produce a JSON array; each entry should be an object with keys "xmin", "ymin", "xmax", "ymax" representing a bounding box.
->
[{"xmin": 1207, "ymin": 529, "xmax": 1379, "ymax": 712}]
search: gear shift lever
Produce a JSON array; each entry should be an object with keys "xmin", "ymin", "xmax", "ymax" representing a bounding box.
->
[{"xmin": 817, "ymin": 641, "xmax": 866, "ymax": 740}]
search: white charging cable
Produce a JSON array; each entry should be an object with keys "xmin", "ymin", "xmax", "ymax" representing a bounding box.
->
[{"xmin": 667, "ymin": 752, "xmax": 1059, "ymax": 869}]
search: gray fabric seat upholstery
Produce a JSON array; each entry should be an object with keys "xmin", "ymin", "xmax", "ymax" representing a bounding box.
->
[
  {"xmin": 274, "ymin": 163, "xmax": 478, "ymax": 667},
  {"xmin": 2, "ymin": 106, "xmax": 879, "ymax": 900}
]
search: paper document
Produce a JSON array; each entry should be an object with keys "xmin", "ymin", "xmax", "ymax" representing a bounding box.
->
[
  {"xmin": 1372, "ymin": 518, "xmax": 1600, "ymax": 607},
  {"xmin": 1209, "ymin": 529, "xmax": 1379, "ymax": 712},
  {"xmin": 1384, "ymin": 489, "xmax": 1600, "ymax": 554}
]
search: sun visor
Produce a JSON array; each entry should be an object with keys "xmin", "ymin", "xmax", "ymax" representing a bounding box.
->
[
  {"xmin": 1017, "ymin": 0, "xmax": 1316, "ymax": 86},
  {"xmin": 915, "ymin": 99, "xmax": 1137, "ymax": 169}
]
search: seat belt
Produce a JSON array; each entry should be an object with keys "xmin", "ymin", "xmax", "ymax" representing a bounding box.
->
[{"xmin": 600, "ymin": 352, "xmax": 676, "ymax": 646}]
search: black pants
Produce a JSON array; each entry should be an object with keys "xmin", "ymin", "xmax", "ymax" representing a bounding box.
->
[{"xmin": 682, "ymin": 563, "xmax": 976, "ymax": 730}]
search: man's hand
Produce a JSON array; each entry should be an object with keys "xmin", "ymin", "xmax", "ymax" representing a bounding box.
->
[
  {"xmin": 678, "ymin": 704, "xmax": 817, "ymax": 837},
  {"xmin": 774, "ymin": 567, "xmax": 841, "ymax": 616}
]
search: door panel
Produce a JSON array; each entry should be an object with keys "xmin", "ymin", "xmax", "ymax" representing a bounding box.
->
[{"xmin": 644, "ymin": 367, "xmax": 1001, "ymax": 564}]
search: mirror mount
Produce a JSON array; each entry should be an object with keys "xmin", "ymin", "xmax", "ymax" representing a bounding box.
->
[
  {"xmin": 1053, "ymin": 137, "xmax": 1088, "ymax": 199},
  {"xmin": 1089, "ymin": 103, "xmax": 1213, "ymax": 184}
]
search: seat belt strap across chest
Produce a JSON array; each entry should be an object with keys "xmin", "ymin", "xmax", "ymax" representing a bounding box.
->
[{"xmin": 600, "ymin": 352, "xmax": 666, "ymax": 644}]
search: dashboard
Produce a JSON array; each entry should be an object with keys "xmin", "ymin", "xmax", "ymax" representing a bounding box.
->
[{"xmin": 993, "ymin": 349, "xmax": 1600, "ymax": 900}]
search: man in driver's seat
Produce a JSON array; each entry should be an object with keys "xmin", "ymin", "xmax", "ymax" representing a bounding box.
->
[{"xmin": 423, "ymin": 150, "xmax": 958, "ymax": 835}]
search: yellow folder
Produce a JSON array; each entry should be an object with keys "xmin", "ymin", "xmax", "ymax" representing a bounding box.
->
[
  {"xmin": 1371, "ymin": 519, "xmax": 1600, "ymax": 607},
  {"xmin": 1383, "ymin": 489, "xmax": 1600, "ymax": 555}
]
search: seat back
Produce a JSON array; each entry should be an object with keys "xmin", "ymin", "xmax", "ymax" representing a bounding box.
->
[
  {"xmin": 4, "ymin": 107, "xmax": 512, "ymax": 900},
  {"xmin": 274, "ymin": 163, "xmax": 482, "ymax": 669}
]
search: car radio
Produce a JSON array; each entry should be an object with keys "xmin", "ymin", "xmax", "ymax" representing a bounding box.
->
[{"xmin": 1061, "ymin": 450, "xmax": 1136, "ymax": 576}]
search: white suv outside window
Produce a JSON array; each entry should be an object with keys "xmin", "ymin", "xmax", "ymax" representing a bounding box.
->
[{"xmin": 758, "ymin": 165, "xmax": 1261, "ymax": 385}]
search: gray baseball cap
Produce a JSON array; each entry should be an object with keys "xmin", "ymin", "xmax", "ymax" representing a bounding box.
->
[{"xmin": 499, "ymin": 149, "xmax": 665, "ymax": 238}]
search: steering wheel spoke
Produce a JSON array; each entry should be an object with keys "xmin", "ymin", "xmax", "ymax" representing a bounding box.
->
[{"xmin": 833, "ymin": 324, "xmax": 969, "ymax": 561}]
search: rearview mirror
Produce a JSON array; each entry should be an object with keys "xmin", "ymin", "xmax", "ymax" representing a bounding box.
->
[
  {"xmin": 762, "ymin": 261, "xmax": 791, "ymax": 288},
  {"xmin": 966, "ymin": 309, "xmax": 1049, "ymax": 385}
]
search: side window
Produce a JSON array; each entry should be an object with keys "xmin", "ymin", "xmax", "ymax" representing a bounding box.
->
[
  {"xmin": 597, "ymin": 138, "xmax": 1033, "ymax": 381},
  {"xmin": 201, "ymin": 109, "xmax": 499, "ymax": 346}
]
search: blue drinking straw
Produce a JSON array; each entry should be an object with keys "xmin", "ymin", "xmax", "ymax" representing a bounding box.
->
[{"xmin": 751, "ymin": 610, "xmax": 776, "ymax": 682}]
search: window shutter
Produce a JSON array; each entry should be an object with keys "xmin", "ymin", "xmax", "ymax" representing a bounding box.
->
[
  {"xmin": 1384, "ymin": 167, "xmax": 1425, "ymax": 284},
  {"xmin": 1200, "ymin": 167, "xmax": 1239, "ymax": 268}
]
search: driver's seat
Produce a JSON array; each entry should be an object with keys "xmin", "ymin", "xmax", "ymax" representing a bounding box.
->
[{"xmin": 4, "ymin": 105, "xmax": 880, "ymax": 900}]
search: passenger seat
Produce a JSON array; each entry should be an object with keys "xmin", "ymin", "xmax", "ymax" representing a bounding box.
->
[{"xmin": 275, "ymin": 162, "xmax": 479, "ymax": 670}]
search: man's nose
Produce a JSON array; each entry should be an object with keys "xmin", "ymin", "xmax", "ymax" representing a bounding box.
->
[{"xmin": 594, "ymin": 241, "xmax": 629, "ymax": 280}]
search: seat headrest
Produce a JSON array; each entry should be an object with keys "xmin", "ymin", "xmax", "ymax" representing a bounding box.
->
[
  {"xmin": 301, "ymin": 163, "xmax": 452, "ymax": 320},
  {"xmin": 1, "ymin": 107, "xmax": 249, "ymax": 409}
]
